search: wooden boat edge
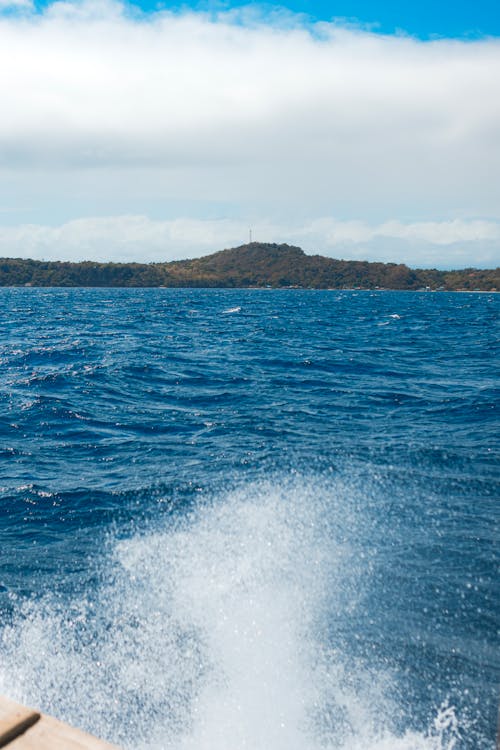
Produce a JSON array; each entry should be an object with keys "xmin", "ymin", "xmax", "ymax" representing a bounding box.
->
[{"xmin": 0, "ymin": 694, "xmax": 120, "ymax": 749}]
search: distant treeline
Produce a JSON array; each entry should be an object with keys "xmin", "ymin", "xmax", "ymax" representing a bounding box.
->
[{"xmin": 0, "ymin": 243, "xmax": 498, "ymax": 290}]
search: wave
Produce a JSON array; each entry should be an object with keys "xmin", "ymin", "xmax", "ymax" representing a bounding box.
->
[
  {"xmin": 0, "ymin": 475, "xmax": 477, "ymax": 749},
  {"xmin": 222, "ymin": 306, "xmax": 242, "ymax": 314}
]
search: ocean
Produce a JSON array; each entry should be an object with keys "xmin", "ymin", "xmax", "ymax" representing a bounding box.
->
[{"xmin": 0, "ymin": 287, "xmax": 498, "ymax": 749}]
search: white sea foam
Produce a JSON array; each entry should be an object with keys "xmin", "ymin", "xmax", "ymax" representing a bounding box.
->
[{"xmin": 0, "ymin": 477, "xmax": 464, "ymax": 750}]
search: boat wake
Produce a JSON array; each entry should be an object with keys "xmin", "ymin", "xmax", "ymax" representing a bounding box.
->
[{"xmin": 0, "ymin": 475, "xmax": 468, "ymax": 750}]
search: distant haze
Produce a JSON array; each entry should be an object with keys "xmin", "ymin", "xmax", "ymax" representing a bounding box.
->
[{"xmin": 0, "ymin": 1, "xmax": 499, "ymax": 268}]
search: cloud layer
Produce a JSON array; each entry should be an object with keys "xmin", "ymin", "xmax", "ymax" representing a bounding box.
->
[
  {"xmin": 1, "ymin": 215, "xmax": 498, "ymax": 269},
  {"xmin": 0, "ymin": 1, "xmax": 499, "ymax": 266}
]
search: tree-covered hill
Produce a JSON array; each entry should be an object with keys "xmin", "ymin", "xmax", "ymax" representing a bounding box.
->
[{"xmin": 0, "ymin": 243, "xmax": 498, "ymax": 290}]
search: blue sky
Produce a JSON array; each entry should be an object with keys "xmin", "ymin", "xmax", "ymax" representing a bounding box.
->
[
  {"xmin": 0, "ymin": 0, "xmax": 499, "ymax": 268},
  {"xmin": 33, "ymin": 0, "xmax": 500, "ymax": 37}
]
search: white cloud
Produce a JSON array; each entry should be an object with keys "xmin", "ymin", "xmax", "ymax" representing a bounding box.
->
[
  {"xmin": 0, "ymin": 1, "xmax": 499, "ymax": 266},
  {"xmin": 0, "ymin": 215, "xmax": 498, "ymax": 269},
  {"xmin": 0, "ymin": 0, "xmax": 32, "ymax": 8},
  {"xmin": 307, "ymin": 218, "xmax": 500, "ymax": 246}
]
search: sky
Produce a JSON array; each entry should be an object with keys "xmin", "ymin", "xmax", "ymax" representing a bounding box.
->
[{"xmin": 0, "ymin": 0, "xmax": 499, "ymax": 268}]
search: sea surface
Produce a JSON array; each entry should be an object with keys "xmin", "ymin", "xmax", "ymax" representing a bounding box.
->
[{"xmin": 0, "ymin": 288, "xmax": 498, "ymax": 750}]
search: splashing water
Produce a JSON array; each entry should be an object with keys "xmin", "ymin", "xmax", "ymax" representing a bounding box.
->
[{"xmin": 0, "ymin": 477, "xmax": 472, "ymax": 750}]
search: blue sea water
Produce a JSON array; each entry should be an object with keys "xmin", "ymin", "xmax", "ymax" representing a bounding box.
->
[{"xmin": 0, "ymin": 288, "xmax": 498, "ymax": 750}]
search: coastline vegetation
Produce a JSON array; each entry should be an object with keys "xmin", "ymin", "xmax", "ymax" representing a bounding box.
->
[{"xmin": 0, "ymin": 243, "xmax": 498, "ymax": 290}]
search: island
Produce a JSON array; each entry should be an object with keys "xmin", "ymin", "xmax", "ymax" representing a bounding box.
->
[{"xmin": 0, "ymin": 242, "xmax": 498, "ymax": 290}]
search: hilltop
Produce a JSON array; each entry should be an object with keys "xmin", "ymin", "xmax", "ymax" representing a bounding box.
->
[{"xmin": 0, "ymin": 243, "xmax": 498, "ymax": 290}]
